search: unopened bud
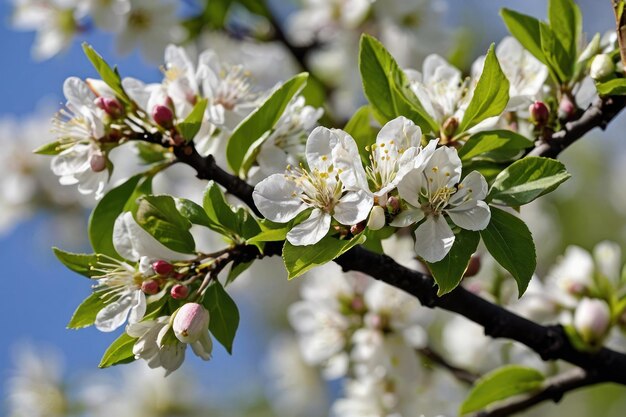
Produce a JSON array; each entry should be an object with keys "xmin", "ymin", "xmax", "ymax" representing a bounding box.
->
[
  {"xmin": 529, "ymin": 101, "xmax": 550, "ymax": 126},
  {"xmin": 152, "ymin": 260, "xmax": 173, "ymax": 276},
  {"xmin": 152, "ymin": 105, "xmax": 174, "ymax": 128},
  {"xmin": 170, "ymin": 284, "xmax": 189, "ymax": 299},
  {"xmin": 574, "ymin": 298, "xmax": 611, "ymax": 344},
  {"xmin": 590, "ymin": 54, "xmax": 615, "ymax": 81},
  {"xmin": 386, "ymin": 196, "xmax": 401, "ymax": 215},
  {"xmin": 89, "ymin": 151, "xmax": 107, "ymax": 172},
  {"xmin": 558, "ymin": 95, "xmax": 576, "ymax": 120},
  {"xmin": 350, "ymin": 221, "xmax": 366, "ymax": 235},
  {"xmin": 367, "ymin": 206, "xmax": 386, "ymax": 231},
  {"xmin": 173, "ymin": 303, "xmax": 210, "ymax": 343},
  {"xmin": 141, "ymin": 279, "xmax": 160, "ymax": 295},
  {"xmin": 442, "ymin": 117, "xmax": 459, "ymax": 139},
  {"xmin": 95, "ymin": 96, "xmax": 124, "ymax": 118},
  {"xmin": 463, "ymin": 254, "xmax": 481, "ymax": 278}
]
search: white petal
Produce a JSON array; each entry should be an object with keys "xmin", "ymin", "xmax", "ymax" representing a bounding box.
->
[
  {"xmin": 160, "ymin": 343, "xmax": 186, "ymax": 376},
  {"xmin": 191, "ymin": 332, "xmax": 213, "ymax": 360},
  {"xmin": 449, "ymin": 170, "xmax": 489, "ymax": 204},
  {"xmin": 389, "ymin": 208, "xmax": 425, "ymax": 227},
  {"xmin": 376, "ymin": 116, "xmax": 421, "ymax": 151},
  {"xmin": 447, "ymin": 200, "xmax": 491, "ymax": 231},
  {"xmin": 253, "ymin": 173, "xmax": 307, "ymax": 222},
  {"xmin": 305, "ymin": 127, "xmax": 336, "ymax": 171},
  {"xmin": 333, "ymin": 190, "xmax": 373, "ymax": 225},
  {"xmin": 128, "ymin": 291, "xmax": 147, "ymax": 324},
  {"xmin": 396, "ymin": 167, "xmax": 425, "ymax": 208},
  {"xmin": 413, "ymin": 216, "xmax": 455, "ymax": 263},
  {"xmin": 287, "ymin": 209, "xmax": 331, "ymax": 246},
  {"xmin": 95, "ymin": 293, "xmax": 133, "ymax": 332}
]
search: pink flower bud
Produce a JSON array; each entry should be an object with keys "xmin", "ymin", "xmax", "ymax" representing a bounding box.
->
[
  {"xmin": 89, "ymin": 152, "xmax": 107, "ymax": 172},
  {"xmin": 529, "ymin": 101, "xmax": 550, "ymax": 126},
  {"xmin": 463, "ymin": 254, "xmax": 481, "ymax": 278},
  {"xmin": 558, "ymin": 96, "xmax": 576, "ymax": 120},
  {"xmin": 152, "ymin": 105, "xmax": 174, "ymax": 128},
  {"xmin": 141, "ymin": 279, "xmax": 160, "ymax": 295},
  {"xmin": 574, "ymin": 298, "xmax": 611, "ymax": 344},
  {"xmin": 350, "ymin": 222, "xmax": 365, "ymax": 235},
  {"xmin": 386, "ymin": 196, "xmax": 401, "ymax": 215},
  {"xmin": 173, "ymin": 303, "xmax": 210, "ymax": 343},
  {"xmin": 171, "ymin": 284, "xmax": 189, "ymax": 299},
  {"xmin": 95, "ymin": 97, "xmax": 124, "ymax": 118},
  {"xmin": 152, "ymin": 260, "xmax": 173, "ymax": 276}
]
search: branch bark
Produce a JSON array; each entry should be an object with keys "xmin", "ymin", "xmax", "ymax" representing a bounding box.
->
[{"xmin": 418, "ymin": 346, "xmax": 480, "ymax": 385}]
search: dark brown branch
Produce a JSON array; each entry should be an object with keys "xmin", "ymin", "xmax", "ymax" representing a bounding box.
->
[
  {"xmin": 473, "ymin": 368, "xmax": 597, "ymax": 417},
  {"xmin": 613, "ymin": 0, "xmax": 626, "ymax": 71},
  {"xmin": 528, "ymin": 95, "xmax": 626, "ymax": 158},
  {"xmin": 418, "ymin": 346, "xmax": 480, "ymax": 385}
]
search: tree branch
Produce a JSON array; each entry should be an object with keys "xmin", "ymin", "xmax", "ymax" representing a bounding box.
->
[
  {"xmin": 613, "ymin": 0, "xmax": 626, "ymax": 71},
  {"xmin": 528, "ymin": 95, "xmax": 626, "ymax": 158},
  {"xmin": 473, "ymin": 368, "xmax": 597, "ymax": 417},
  {"xmin": 418, "ymin": 346, "xmax": 480, "ymax": 385}
]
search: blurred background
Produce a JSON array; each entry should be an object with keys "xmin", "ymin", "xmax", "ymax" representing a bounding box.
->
[{"xmin": 2, "ymin": 0, "xmax": 626, "ymax": 416}]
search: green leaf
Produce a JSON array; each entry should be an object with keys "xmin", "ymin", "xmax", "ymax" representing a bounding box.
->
[
  {"xmin": 53, "ymin": 248, "xmax": 101, "ymax": 278},
  {"xmin": 488, "ymin": 157, "xmax": 570, "ymax": 206},
  {"xmin": 459, "ymin": 44, "xmax": 509, "ymax": 132},
  {"xmin": 99, "ymin": 333, "xmax": 137, "ymax": 368},
  {"xmin": 344, "ymin": 105, "xmax": 377, "ymax": 165},
  {"xmin": 202, "ymin": 181, "xmax": 243, "ymax": 239},
  {"xmin": 175, "ymin": 197, "xmax": 216, "ymax": 230},
  {"xmin": 226, "ymin": 260, "xmax": 254, "ymax": 286},
  {"xmin": 548, "ymin": 0, "xmax": 581, "ymax": 74},
  {"xmin": 539, "ymin": 23, "xmax": 571, "ymax": 83},
  {"xmin": 462, "ymin": 160, "xmax": 509, "ymax": 184},
  {"xmin": 480, "ymin": 207, "xmax": 536, "ymax": 296},
  {"xmin": 500, "ymin": 9, "xmax": 546, "ymax": 64},
  {"xmin": 67, "ymin": 292, "xmax": 110, "ymax": 329},
  {"xmin": 134, "ymin": 142, "xmax": 168, "ymax": 164},
  {"xmin": 359, "ymin": 34, "xmax": 438, "ymax": 133},
  {"xmin": 134, "ymin": 195, "xmax": 196, "ymax": 254},
  {"xmin": 33, "ymin": 140, "xmax": 72, "ymax": 155},
  {"xmin": 89, "ymin": 174, "xmax": 143, "ymax": 258},
  {"xmin": 202, "ymin": 281, "xmax": 239, "ymax": 354},
  {"xmin": 458, "ymin": 130, "xmax": 532, "ymax": 162},
  {"xmin": 82, "ymin": 43, "xmax": 127, "ymax": 101},
  {"xmin": 177, "ymin": 98, "xmax": 207, "ymax": 142},
  {"xmin": 426, "ymin": 229, "xmax": 480, "ymax": 295},
  {"xmin": 246, "ymin": 227, "xmax": 289, "ymax": 245},
  {"xmin": 460, "ymin": 365, "xmax": 545, "ymax": 414},
  {"xmin": 226, "ymin": 73, "xmax": 308, "ymax": 177},
  {"xmin": 596, "ymin": 78, "xmax": 626, "ymax": 96},
  {"xmin": 283, "ymin": 234, "xmax": 367, "ymax": 280}
]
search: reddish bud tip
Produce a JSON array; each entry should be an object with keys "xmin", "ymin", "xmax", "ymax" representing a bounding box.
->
[
  {"xmin": 95, "ymin": 97, "xmax": 124, "ymax": 118},
  {"xmin": 386, "ymin": 196, "xmax": 401, "ymax": 215},
  {"xmin": 350, "ymin": 222, "xmax": 365, "ymax": 235},
  {"xmin": 141, "ymin": 280, "xmax": 160, "ymax": 295},
  {"xmin": 463, "ymin": 255, "xmax": 481, "ymax": 278},
  {"xmin": 89, "ymin": 152, "xmax": 107, "ymax": 172},
  {"xmin": 152, "ymin": 260, "xmax": 173, "ymax": 276},
  {"xmin": 529, "ymin": 101, "xmax": 550, "ymax": 126},
  {"xmin": 558, "ymin": 96, "xmax": 576, "ymax": 120},
  {"xmin": 171, "ymin": 284, "xmax": 189, "ymax": 299},
  {"xmin": 152, "ymin": 105, "xmax": 174, "ymax": 128}
]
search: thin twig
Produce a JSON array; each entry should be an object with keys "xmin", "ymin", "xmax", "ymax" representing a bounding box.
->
[{"xmin": 418, "ymin": 346, "xmax": 481, "ymax": 385}]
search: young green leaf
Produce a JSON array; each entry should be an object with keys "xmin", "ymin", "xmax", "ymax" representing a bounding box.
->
[
  {"xmin": 177, "ymin": 98, "xmax": 208, "ymax": 142},
  {"xmin": 134, "ymin": 195, "xmax": 196, "ymax": 254},
  {"xmin": 488, "ymin": 157, "xmax": 571, "ymax": 206},
  {"xmin": 89, "ymin": 174, "xmax": 143, "ymax": 259},
  {"xmin": 460, "ymin": 365, "xmax": 545, "ymax": 414},
  {"xmin": 33, "ymin": 140, "xmax": 72, "ymax": 155},
  {"xmin": 500, "ymin": 9, "xmax": 546, "ymax": 64},
  {"xmin": 53, "ymin": 248, "xmax": 101, "ymax": 278},
  {"xmin": 226, "ymin": 73, "xmax": 308, "ymax": 177},
  {"xmin": 67, "ymin": 292, "xmax": 110, "ymax": 329},
  {"xmin": 201, "ymin": 181, "xmax": 260, "ymax": 241},
  {"xmin": 480, "ymin": 207, "xmax": 536, "ymax": 296},
  {"xmin": 82, "ymin": 43, "xmax": 127, "ymax": 101},
  {"xmin": 226, "ymin": 260, "xmax": 254, "ymax": 286},
  {"xmin": 99, "ymin": 333, "xmax": 137, "ymax": 368},
  {"xmin": 202, "ymin": 281, "xmax": 240, "ymax": 354},
  {"xmin": 458, "ymin": 130, "xmax": 532, "ymax": 162},
  {"xmin": 458, "ymin": 44, "xmax": 509, "ymax": 132},
  {"xmin": 175, "ymin": 197, "xmax": 216, "ymax": 230},
  {"xmin": 596, "ymin": 78, "xmax": 626, "ymax": 96},
  {"xmin": 426, "ymin": 229, "xmax": 480, "ymax": 295},
  {"xmin": 283, "ymin": 234, "xmax": 367, "ymax": 279},
  {"xmin": 548, "ymin": 0, "xmax": 581, "ymax": 73},
  {"xmin": 344, "ymin": 105, "xmax": 377, "ymax": 165},
  {"xmin": 359, "ymin": 34, "xmax": 438, "ymax": 133},
  {"xmin": 539, "ymin": 23, "xmax": 571, "ymax": 83}
]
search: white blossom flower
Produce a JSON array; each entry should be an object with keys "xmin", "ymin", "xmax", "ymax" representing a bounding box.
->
[
  {"xmin": 546, "ymin": 245, "xmax": 595, "ymax": 306},
  {"xmin": 7, "ymin": 345, "xmax": 69, "ymax": 417},
  {"xmin": 392, "ymin": 144, "xmax": 491, "ymax": 262},
  {"xmin": 493, "ymin": 37, "xmax": 548, "ymax": 110},
  {"xmin": 251, "ymin": 96, "xmax": 324, "ymax": 181},
  {"xmin": 12, "ymin": 0, "xmax": 81, "ymax": 60},
  {"xmin": 574, "ymin": 298, "xmax": 611, "ymax": 344},
  {"xmin": 84, "ymin": 0, "xmax": 130, "ymax": 32},
  {"xmin": 115, "ymin": 0, "xmax": 184, "ymax": 62},
  {"xmin": 51, "ymin": 77, "xmax": 110, "ymax": 199},
  {"xmin": 126, "ymin": 316, "xmax": 187, "ymax": 375},
  {"xmin": 253, "ymin": 127, "xmax": 373, "ymax": 246}
]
